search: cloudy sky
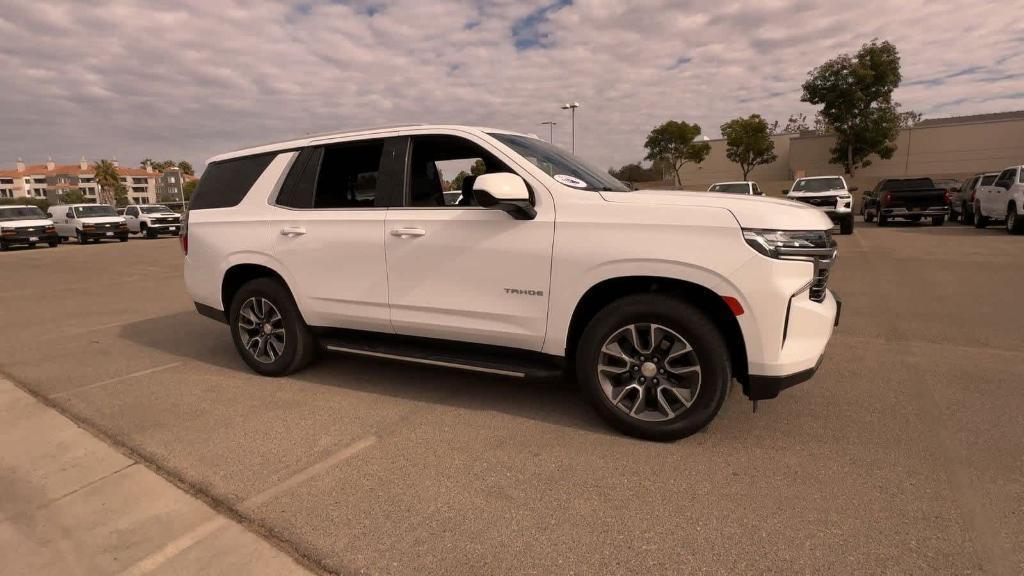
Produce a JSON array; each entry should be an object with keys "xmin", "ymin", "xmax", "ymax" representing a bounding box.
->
[{"xmin": 2, "ymin": 0, "xmax": 1022, "ymax": 173}]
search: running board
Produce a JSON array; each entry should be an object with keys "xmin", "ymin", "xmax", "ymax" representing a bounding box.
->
[{"xmin": 317, "ymin": 329, "xmax": 564, "ymax": 379}]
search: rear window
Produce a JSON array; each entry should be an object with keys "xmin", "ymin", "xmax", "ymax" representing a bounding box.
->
[
  {"xmin": 881, "ymin": 178, "xmax": 934, "ymax": 190},
  {"xmin": 189, "ymin": 154, "xmax": 275, "ymax": 210}
]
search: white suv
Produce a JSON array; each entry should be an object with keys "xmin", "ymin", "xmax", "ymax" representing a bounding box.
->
[
  {"xmin": 973, "ymin": 165, "xmax": 1024, "ymax": 234},
  {"xmin": 707, "ymin": 181, "xmax": 763, "ymax": 196},
  {"xmin": 184, "ymin": 125, "xmax": 840, "ymax": 440},
  {"xmin": 784, "ymin": 176, "xmax": 856, "ymax": 235}
]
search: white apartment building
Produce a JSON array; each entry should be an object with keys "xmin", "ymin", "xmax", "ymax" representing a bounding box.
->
[{"xmin": 0, "ymin": 157, "xmax": 160, "ymax": 204}]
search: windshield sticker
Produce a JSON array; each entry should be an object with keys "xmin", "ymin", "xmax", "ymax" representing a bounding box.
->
[{"xmin": 554, "ymin": 174, "xmax": 587, "ymax": 188}]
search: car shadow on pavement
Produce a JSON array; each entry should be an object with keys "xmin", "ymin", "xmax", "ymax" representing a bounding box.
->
[{"xmin": 118, "ymin": 311, "xmax": 619, "ymax": 438}]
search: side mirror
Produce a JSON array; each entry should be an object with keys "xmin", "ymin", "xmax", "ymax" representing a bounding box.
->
[
  {"xmin": 781, "ymin": 189, "xmax": 789, "ymax": 195},
  {"xmin": 473, "ymin": 173, "xmax": 536, "ymax": 220},
  {"xmin": 848, "ymin": 186, "xmax": 858, "ymax": 192},
  {"xmin": 66, "ymin": 210, "xmax": 74, "ymax": 218}
]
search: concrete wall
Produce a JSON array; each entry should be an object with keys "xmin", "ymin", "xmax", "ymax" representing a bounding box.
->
[{"xmin": 678, "ymin": 116, "xmax": 1024, "ymax": 199}]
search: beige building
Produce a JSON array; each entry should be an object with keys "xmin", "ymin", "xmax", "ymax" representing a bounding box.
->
[
  {"xmin": 679, "ymin": 111, "xmax": 1024, "ymax": 199},
  {"xmin": 0, "ymin": 157, "xmax": 161, "ymax": 204}
]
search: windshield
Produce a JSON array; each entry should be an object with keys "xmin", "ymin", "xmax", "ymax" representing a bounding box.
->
[
  {"xmin": 487, "ymin": 133, "xmax": 629, "ymax": 192},
  {"xmin": 792, "ymin": 177, "xmax": 845, "ymax": 192},
  {"xmin": 74, "ymin": 205, "xmax": 117, "ymax": 218},
  {"xmin": 0, "ymin": 207, "xmax": 47, "ymax": 221},
  {"xmin": 709, "ymin": 183, "xmax": 750, "ymax": 194},
  {"xmin": 141, "ymin": 205, "xmax": 172, "ymax": 214}
]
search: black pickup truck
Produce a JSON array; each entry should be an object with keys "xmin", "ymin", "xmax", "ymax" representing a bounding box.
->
[{"xmin": 862, "ymin": 178, "xmax": 950, "ymax": 226}]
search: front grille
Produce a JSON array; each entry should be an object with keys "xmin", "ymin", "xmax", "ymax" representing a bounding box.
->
[
  {"xmin": 153, "ymin": 217, "xmax": 180, "ymax": 225},
  {"xmin": 797, "ymin": 196, "xmax": 837, "ymax": 209}
]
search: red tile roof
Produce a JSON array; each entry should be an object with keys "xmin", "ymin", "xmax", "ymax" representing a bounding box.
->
[{"xmin": 0, "ymin": 162, "xmax": 156, "ymax": 178}]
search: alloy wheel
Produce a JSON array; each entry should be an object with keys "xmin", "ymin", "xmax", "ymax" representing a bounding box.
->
[
  {"xmin": 237, "ymin": 297, "xmax": 286, "ymax": 364},
  {"xmin": 597, "ymin": 323, "xmax": 701, "ymax": 422}
]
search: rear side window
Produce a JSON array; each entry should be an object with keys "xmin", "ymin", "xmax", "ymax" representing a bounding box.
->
[
  {"xmin": 189, "ymin": 154, "xmax": 275, "ymax": 210},
  {"xmin": 314, "ymin": 140, "xmax": 385, "ymax": 208},
  {"xmin": 980, "ymin": 174, "xmax": 997, "ymax": 186}
]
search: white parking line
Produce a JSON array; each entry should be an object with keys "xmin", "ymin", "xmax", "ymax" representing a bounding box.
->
[
  {"xmin": 118, "ymin": 435, "xmax": 376, "ymax": 575},
  {"xmin": 50, "ymin": 362, "xmax": 182, "ymax": 398}
]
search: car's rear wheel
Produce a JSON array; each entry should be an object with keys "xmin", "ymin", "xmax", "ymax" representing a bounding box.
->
[
  {"xmin": 932, "ymin": 215, "xmax": 944, "ymax": 226},
  {"xmin": 1008, "ymin": 203, "xmax": 1024, "ymax": 235},
  {"xmin": 576, "ymin": 294, "xmax": 730, "ymax": 441},
  {"xmin": 229, "ymin": 277, "xmax": 316, "ymax": 376},
  {"xmin": 877, "ymin": 213, "xmax": 888, "ymax": 226},
  {"xmin": 863, "ymin": 210, "xmax": 875, "ymax": 223},
  {"xmin": 973, "ymin": 203, "xmax": 988, "ymax": 228}
]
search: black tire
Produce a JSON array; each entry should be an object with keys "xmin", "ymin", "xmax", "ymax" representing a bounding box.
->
[
  {"xmin": 119, "ymin": 237, "xmax": 128, "ymax": 242},
  {"xmin": 77, "ymin": 230, "xmax": 87, "ymax": 244},
  {"xmin": 877, "ymin": 213, "xmax": 888, "ymax": 226},
  {"xmin": 863, "ymin": 210, "xmax": 875, "ymax": 223},
  {"xmin": 48, "ymin": 240, "xmax": 59, "ymax": 247},
  {"xmin": 961, "ymin": 203, "xmax": 972, "ymax": 225},
  {"xmin": 839, "ymin": 215, "xmax": 854, "ymax": 235},
  {"xmin": 0, "ymin": 241, "xmax": 6, "ymax": 252},
  {"xmin": 973, "ymin": 204, "xmax": 988, "ymax": 228},
  {"xmin": 932, "ymin": 215, "xmax": 945, "ymax": 226},
  {"xmin": 575, "ymin": 294, "xmax": 731, "ymax": 441},
  {"xmin": 228, "ymin": 277, "xmax": 316, "ymax": 376},
  {"xmin": 1008, "ymin": 203, "xmax": 1024, "ymax": 235}
]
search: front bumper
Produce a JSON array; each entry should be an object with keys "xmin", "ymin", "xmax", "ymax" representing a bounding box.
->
[
  {"xmin": 744, "ymin": 289, "xmax": 839, "ymax": 401},
  {"xmin": 145, "ymin": 221, "xmax": 181, "ymax": 234},
  {"xmin": 820, "ymin": 210, "xmax": 853, "ymax": 223},
  {"xmin": 83, "ymin": 229, "xmax": 129, "ymax": 240},
  {"xmin": 1, "ymin": 231, "xmax": 58, "ymax": 245}
]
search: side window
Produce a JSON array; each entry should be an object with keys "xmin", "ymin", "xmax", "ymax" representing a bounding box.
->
[
  {"xmin": 997, "ymin": 169, "xmax": 1015, "ymax": 187},
  {"xmin": 314, "ymin": 140, "xmax": 385, "ymax": 208},
  {"xmin": 752, "ymin": 183, "xmax": 761, "ymax": 195},
  {"xmin": 190, "ymin": 153, "xmax": 275, "ymax": 210},
  {"xmin": 126, "ymin": 207, "xmax": 138, "ymax": 217},
  {"xmin": 1019, "ymin": 168, "xmax": 1024, "ymax": 184},
  {"xmin": 406, "ymin": 135, "xmax": 512, "ymax": 207}
]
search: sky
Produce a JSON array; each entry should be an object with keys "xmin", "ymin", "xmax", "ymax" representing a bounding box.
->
[{"xmin": 2, "ymin": 0, "xmax": 1023, "ymax": 174}]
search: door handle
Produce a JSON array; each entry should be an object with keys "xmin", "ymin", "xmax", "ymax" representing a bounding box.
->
[
  {"xmin": 280, "ymin": 226, "xmax": 307, "ymax": 236},
  {"xmin": 390, "ymin": 228, "xmax": 426, "ymax": 237}
]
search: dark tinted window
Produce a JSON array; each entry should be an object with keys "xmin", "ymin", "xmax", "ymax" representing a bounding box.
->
[
  {"xmin": 710, "ymin": 183, "xmax": 750, "ymax": 194},
  {"xmin": 879, "ymin": 178, "xmax": 934, "ymax": 190},
  {"xmin": 980, "ymin": 174, "xmax": 997, "ymax": 186},
  {"xmin": 314, "ymin": 140, "xmax": 385, "ymax": 208},
  {"xmin": 792, "ymin": 177, "xmax": 846, "ymax": 192},
  {"xmin": 276, "ymin": 148, "xmax": 322, "ymax": 209},
  {"xmin": 189, "ymin": 154, "xmax": 275, "ymax": 210},
  {"xmin": 407, "ymin": 135, "xmax": 511, "ymax": 207}
]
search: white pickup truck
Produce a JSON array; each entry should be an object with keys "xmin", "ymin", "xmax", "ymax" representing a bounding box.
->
[
  {"xmin": 123, "ymin": 204, "xmax": 182, "ymax": 238},
  {"xmin": 183, "ymin": 124, "xmax": 840, "ymax": 440},
  {"xmin": 784, "ymin": 176, "xmax": 856, "ymax": 235}
]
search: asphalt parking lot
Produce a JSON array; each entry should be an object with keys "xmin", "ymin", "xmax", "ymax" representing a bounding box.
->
[{"xmin": 1, "ymin": 221, "xmax": 1022, "ymax": 576}]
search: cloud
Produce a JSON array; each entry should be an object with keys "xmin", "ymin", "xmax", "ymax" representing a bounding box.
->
[{"xmin": 0, "ymin": 0, "xmax": 1021, "ymax": 173}]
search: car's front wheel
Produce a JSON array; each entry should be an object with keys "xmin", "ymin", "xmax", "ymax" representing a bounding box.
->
[
  {"xmin": 229, "ymin": 278, "xmax": 316, "ymax": 376},
  {"xmin": 576, "ymin": 294, "xmax": 730, "ymax": 441},
  {"xmin": 839, "ymin": 215, "xmax": 854, "ymax": 235}
]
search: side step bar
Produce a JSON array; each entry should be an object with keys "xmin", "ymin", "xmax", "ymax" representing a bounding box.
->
[{"xmin": 316, "ymin": 329, "xmax": 564, "ymax": 379}]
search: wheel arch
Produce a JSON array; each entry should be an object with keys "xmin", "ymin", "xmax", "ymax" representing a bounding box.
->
[
  {"xmin": 221, "ymin": 263, "xmax": 293, "ymax": 314},
  {"xmin": 563, "ymin": 276, "xmax": 749, "ymax": 385}
]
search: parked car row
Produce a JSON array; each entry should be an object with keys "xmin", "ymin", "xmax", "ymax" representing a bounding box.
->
[
  {"xmin": 967, "ymin": 165, "xmax": 1024, "ymax": 234},
  {"xmin": 0, "ymin": 203, "xmax": 181, "ymax": 250},
  {"xmin": 705, "ymin": 177, "xmax": 855, "ymax": 235}
]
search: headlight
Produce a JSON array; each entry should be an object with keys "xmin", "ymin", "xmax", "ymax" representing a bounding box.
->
[{"xmin": 742, "ymin": 228, "xmax": 834, "ymax": 260}]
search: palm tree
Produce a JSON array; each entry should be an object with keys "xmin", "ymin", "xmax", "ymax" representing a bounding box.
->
[{"xmin": 93, "ymin": 159, "xmax": 121, "ymax": 206}]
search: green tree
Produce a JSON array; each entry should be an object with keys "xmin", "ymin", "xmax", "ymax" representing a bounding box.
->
[
  {"xmin": 139, "ymin": 158, "xmax": 155, "ymax": 169},
  {"xmin": 182, "ymin": 179, "xmax": 198, "ymax": 201},
  {"xmin": 177, "ymin": 160, "xmax": 194, "ymax": 176},
  {"xmin": 801, "ymin": 39, "xmax": 909, "ymax": 175},
  {"xmin": 470, "ymin": 159, "xmax": 487, "ymax": 176},
  {"xmin": 60, "ymin": 190, "xmax": 86, "ymax": 204},
  {"xmin": 720, "ymin": 114, "xmax": 778, "ymax": 180},
  {"xmin": 450, "ymin": 170, "xmax": 470, "ymax": 191},
  {"xmin": 643, "ymin": 120, "xmax": 711, "ymax": 187},
  {"xmin": 93, "ymin": 159, "xmax": 121, "ymax": 206}
]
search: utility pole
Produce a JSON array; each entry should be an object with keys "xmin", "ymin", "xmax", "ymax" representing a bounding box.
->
[
  {"xmin": 561, "ymin": 102, "xmax": 580, "ymax": 153},
  {"xmin": 540, "ymin": 121, "xmax": 557, "ymax": 143}
]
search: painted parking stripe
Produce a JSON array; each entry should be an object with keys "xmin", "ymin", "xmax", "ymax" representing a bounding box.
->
[{"xmin": 50, "ymin": 362, "xmax": 181, "ymax": 398}]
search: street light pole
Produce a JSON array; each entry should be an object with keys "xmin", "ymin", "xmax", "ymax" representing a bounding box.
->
[
  {"xmin": 561, "ymin": 102, "xmax": 580, "ymax": 153},
  {"xmin": 540, "ymin": 121, "xmax": 557, "ymax": 143}
]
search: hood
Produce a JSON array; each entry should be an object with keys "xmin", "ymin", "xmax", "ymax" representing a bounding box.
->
[
  {"xmin": 0, "ymin": 218, "xmax": 53, "ymax": 228},
  {"xmin": 80, "ymin": 216, "xmax": 125, "ymax": 225},
  {"xmin": 603, "ymin": 190, "xmax": 833, "ymax": 230}
]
